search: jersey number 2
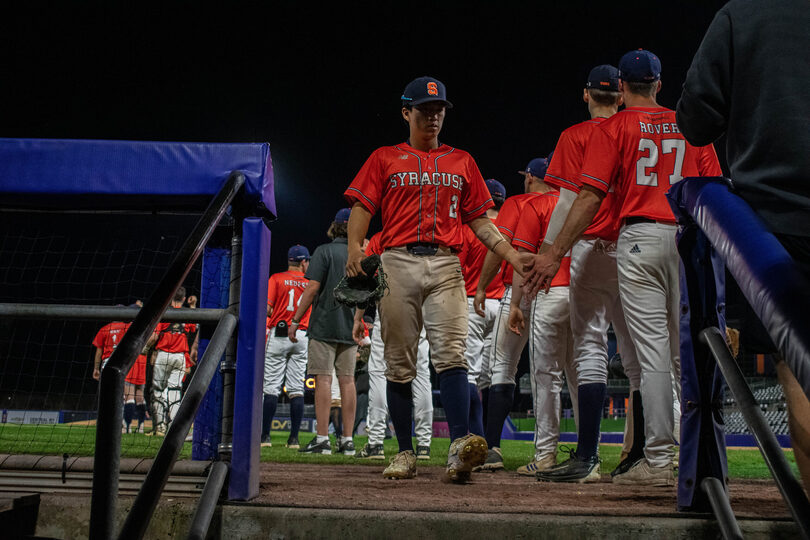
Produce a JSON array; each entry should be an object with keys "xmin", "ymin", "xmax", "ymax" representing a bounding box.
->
[
  {"xmin": 636, "ymin": 138, "xmax": 685, "ymax": 186},
  {"xmin": 449, "ymin": 194, "xmax": 458, "ymax": 218}
]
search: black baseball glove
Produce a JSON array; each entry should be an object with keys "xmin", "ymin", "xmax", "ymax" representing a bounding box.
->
[{"xmin": 333, "ymin": 254, "xmax": 389, "ymax": 310}]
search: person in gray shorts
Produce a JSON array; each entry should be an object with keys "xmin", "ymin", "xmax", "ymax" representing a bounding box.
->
[{"xmin": 289, "ymin": 208, "xmax": 358, "ymax": 455}]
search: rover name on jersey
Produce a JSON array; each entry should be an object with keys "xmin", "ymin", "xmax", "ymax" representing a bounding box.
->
[
  {"xmin": 638, "ymin": 121, "xmax": 681, "ymax": 135},
  {"xmin": 389, "ymin": 171, "xmax": 465, "ymax": 191}
]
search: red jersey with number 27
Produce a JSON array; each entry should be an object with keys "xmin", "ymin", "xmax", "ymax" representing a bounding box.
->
[
  {"xmin": 493, "ymin": 193, "xmax": 544, "ymax": 286},
  {"xmin": 267, "ymin": 270, "xmax": 311, "ymax": 330},
  {"xmin": 512, "ymin": 192, "xmax": 571, "ymax": 288},
  {"xmin": 580, "ymin": 107, "xmax": 722, "ymax": 222},
  {"xmin": 458, "ymin": 223, "xmax": 505, "ymax": 299},
  {"xmin": 344, "ymin": 142, "xmax": 494, "ymax": 251},
  {"xmin": 545, "ymin": 117, "xmax": 622, "ymax": 242}
]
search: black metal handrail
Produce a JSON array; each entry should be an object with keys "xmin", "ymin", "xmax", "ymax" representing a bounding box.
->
[
  {"xmin": 118, "ymin": 313, "xmax": 237, "ymax": 540},
  {"xmin": 0, "ymin": 304, "xmax": 224, "ymax": 323},
  {"xmin": 187, "ymin": 461, "xmax": 229, "ymax": 540},
  {"xmin": 701, "ymin": 477, "xmax": 743, "ymax": 540},
  {"xmin": 89, "ymin": 171, "xmax": 244, "ymax": 540},
  {"xmin": 701, "ymin": 327, "xmax": 810, "ymax": 540}
]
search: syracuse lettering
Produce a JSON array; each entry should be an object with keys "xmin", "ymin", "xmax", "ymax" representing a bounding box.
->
[
  {"xmin": 638, "ymin": 121, "xmax": 680, "ymax": 134},
  {"xmin": 388, "ymin": 171, "xmax": 465, "ymax": 190}
]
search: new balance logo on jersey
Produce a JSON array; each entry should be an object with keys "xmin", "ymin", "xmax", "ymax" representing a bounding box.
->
[{"xmin": 629, "ymin": 244, "xmax": 641, "ymax": 254}]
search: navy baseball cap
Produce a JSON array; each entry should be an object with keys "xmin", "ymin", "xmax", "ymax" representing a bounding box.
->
[
  {"xmin": 401, "ymin": 76, "xmax": 453, "ymax": 109},
  {"xmin": 485, "ymin": 179, "xmax": 506, "ymax": 203},
  {"xmin": 288, "ymin": 244, "xmax": 310, "ymax": 262},
  {"xmin": 618, "ymin": 49, "xmax": 661, "ymax": 83},
  {"xmin": 586, "ymin": 64, "xmax": 619, "ymax": 92},
  {"xmin": 334, "ymin": 207, "xmax": 351, "ymax": 224},
  {"xmin": 519, "ymin": 158, "xmax": 548, "ymax": 179}
]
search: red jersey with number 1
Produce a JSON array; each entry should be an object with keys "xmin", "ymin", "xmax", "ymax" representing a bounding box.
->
[
  {"xmin": 92, "ymin": 321, "xmax": 129, "ymax": 359},
  {"xmin": 458, "ymin": 223, "xmax": 505, "ymax": 299},
  {"xmin": 267, "ymin": 270, "xmax": 311, "ymax": 331},
  {"xmin": 545, "ymin": 117, "xmax": 622, "ymax": 242},
  {"xmin": 344, "ymin": 142, "xmax": 494, "ymax": 251},
  {"xmin": 512, "ymin": 192, "xmax": 571, "ymax": 288},
  {"xmin": 493, "ymin": 193, "xmax": 544, "ymax": 286},
  {"xmin": 580, "ymin": 107, "xmax": 722, "ymax": 222}
]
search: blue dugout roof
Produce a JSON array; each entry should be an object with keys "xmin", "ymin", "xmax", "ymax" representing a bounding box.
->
[{"xmin": 0, "ymin": 138, "xmax": 275, "ymax": 220}]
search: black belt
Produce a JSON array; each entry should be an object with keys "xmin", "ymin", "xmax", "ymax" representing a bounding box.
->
[
  {"xmin": 624, "ymin": 216, "xmax": 656, "ymax": 226},
  {"xmin": 406, "ymin": 242, "xmax": 440, "ymax": 256}
]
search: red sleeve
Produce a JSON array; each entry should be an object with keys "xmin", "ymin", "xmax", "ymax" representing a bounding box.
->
[
  {"xmin": 495, "ymin": 197, "xmax": 520, "ymax": 241},
  {"xmin": 345, "ymin": 150, "xmax": 384, "ymax": 214},
  {"xmin": 92, "ymin": 325, "xmax": 108, "ymax": 349},
  {"xmin": 512, "ymin": 201, "xmax": 543, "ymax": 253},
  {"xmin": 698, "ymin": 143, "xmax": 723, "ymax": 177},
  {"xmin": 266, "ymin": 275, "xmax": 278, "ymax": 308},
  {"xmin": 545, "ymin": 130, "xmax": 583, "ymax": 193},
  {"xmin": 459, "ymin": 156, "xmax": 494, "ymax": 223},
  {"xmin": 580, "ymin": 126, "xmax": 620, "ymax": 194}
]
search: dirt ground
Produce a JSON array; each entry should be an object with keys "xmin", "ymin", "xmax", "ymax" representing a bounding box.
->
[{"xmin": 256, "ymin": 463, "xmax": 790, "ymax": 519}]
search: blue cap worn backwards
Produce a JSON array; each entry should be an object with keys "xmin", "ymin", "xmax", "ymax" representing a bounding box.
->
[
  {"xmin": 618, "ymin": 49, "xmax": 661, "ymax": 83},
  {"xmin": 288, "ymin": 244, "xmax": 310, "ymax": 262},
  {"xmin": 401, "ymin": 76, "xmax": 453, "ymax": 109},
  {"xmin": 586, "ymin": 65, "xmax": 619, "ymax": 92},
  {"xmin": 520, "ymin": 158, "xmax": 548, "ymax": 179},
  {"xmin": 334, "ymin": 207, "xmax": 351, "ymax": 224},
  {"xmin": 485, "ymin": 178, "xmax": 506, "ymax": 204}
]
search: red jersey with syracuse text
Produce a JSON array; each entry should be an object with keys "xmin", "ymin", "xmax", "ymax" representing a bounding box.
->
[
  {"xmin": 155, "ymin": 308, "xmax": 197, "ymax": 353},
  {"xmin": 512, "ymin": 192, "xmax": 571, "ymax": 288},
  {"xmin": 494, "ymin": 193, "xmax": 544, "ymax": 286},
  {"xmin": 545, "ymin": 117, "xmax": 622, "ymax": 241},
  {"xmin": 344, "ymin": 142, "xmax": 494, "ymax": 251},
  {"xmin": 458, "ymin": 223, "xmax": 505, "ymax": 299},
  {"xmin": 267, "ymin": 270, "xmax": 311, "ymax": 331},
  {"xmin": 92, "ymin": 321, "xmax": 129, "ymax": 359},
  {"xmin": 365, "ymin": 232, "xmax": 383, "ymax": 257},
  {"xmin": 580, "ymin": 107, "xmax": 722, "ymax": 222}
]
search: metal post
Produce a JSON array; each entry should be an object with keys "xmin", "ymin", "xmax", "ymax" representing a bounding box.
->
[
  {"xmin": 701, "ymin": 327, "xmax": 810, "ymax": 540},
  {"xmin": 89, "ymin": 172, "xmax": 244, "ymax": 540},
  {"xmin": 701, "ymin": 478, "xmax": 743, "ymax": 540},
  {"xmin": 0, "ymin": 304, "xmax": 224, "ymax": 323},
  {"xmin": 187, "ymin": 461, "xmax": 229, "ymax": 540},
  {"xmin": 118, "ymin": 313, "xmax": 237, "ymax": 540},
  {"xmin": 219, "ymin": 221, "xmax": 242, "ymax": 461}
]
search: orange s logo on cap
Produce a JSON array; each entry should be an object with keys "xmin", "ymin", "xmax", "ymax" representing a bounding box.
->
[{"xmin": 427, "ymin": 82, "xmax": 438, "ymax": 95}]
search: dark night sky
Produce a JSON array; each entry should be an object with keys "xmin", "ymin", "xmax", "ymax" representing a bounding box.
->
[{"xmin": 0, "ymin": 1, "xmax": 728, "ymax": 275}]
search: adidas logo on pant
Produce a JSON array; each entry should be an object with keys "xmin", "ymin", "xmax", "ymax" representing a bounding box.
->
[{"xmin": 629, "ymin": 244, "xmax": 641, "ymax": 254}]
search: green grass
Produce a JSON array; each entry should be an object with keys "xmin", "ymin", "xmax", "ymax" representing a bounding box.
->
[{"xmin": 0, "ymin": 423, "xmax": 798, "ymax": 480}]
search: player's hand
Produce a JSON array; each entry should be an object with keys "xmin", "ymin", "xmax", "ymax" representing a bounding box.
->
[
  {"xmin": 187, "ymin": 295, "xmax": 198, "ymax": 309},
  {"xmin": 473, "ymin": 288, "xmax": 487, "ymax": 317},
  {"xmin": 288, "ymin": 324, "xmax": 298, "ymax": 343},
  {"xmin": 352, "ymin": 318, "xmax": 366, "ymax": 345},
  {"xmin": 522, "ymin": 252, "xmax": 560, "ymax": 297},
  {"xmin": 93, "ymin": 367, "xmax": 101, "ymax": 380},
  {"xmin": 346, "ymin": 245, "xmax": 366, "ymax": 278},
  {"xmin": 507, "ymin": 307, "xmax": 525, "ymax": 336}
]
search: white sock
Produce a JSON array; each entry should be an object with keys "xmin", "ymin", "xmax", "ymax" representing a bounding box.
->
[
  {"xmin": 316, "ymin": 435, "xmax": 329, "ymax": 443},
  {"xmin": 341, "ymin": 436, "xmax": 352, "ymax": 444}
]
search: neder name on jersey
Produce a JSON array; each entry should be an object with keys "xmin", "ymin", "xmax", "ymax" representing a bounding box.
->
[
  {"xmin": 283, "ymin": 279, "xmax": 307, "ymax": 288},
  {"xmin": 389, "ymin": 171, "xmax": 464, "ymax": 191}
]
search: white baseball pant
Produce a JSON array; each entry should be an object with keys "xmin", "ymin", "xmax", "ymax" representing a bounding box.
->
[
  {"xmin": 489, "ymin": 286, "xmax": 529, "ymax": 387},
  {"xmin": 263, "ymin": 330, "xmax": 308, "ymax": 398},
  {"xmin": 366, "ymin": 314, "xmax": 433, "ymax": 447},
  {"xmin": 617, "ymin": 221, "xmax": 680, "ymax": 468},
  {"xmin": 465, "ymin": 297, "xmax": 500, "ymax": 386},
  {"xmin": 527, "ymin": 285, "xmax": 577, "ymax": 460},
  {"xmin": 151, "ymin": 350, "xmax": 185, "ymax": 431},
  {"xmin": 569, "ymin": 238, "xmax": 641, "ymax": 390}
]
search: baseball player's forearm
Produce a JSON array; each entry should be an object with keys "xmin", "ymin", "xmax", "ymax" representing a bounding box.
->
[
  {"xmin": 510, "ymin": 268, "xmax": 525, "ymax": 308},
  {"xmin": 468, "ymin": 217, "xmax": 522, "ymax": 273},
  {"xmin": 347, "ymin": 203, "xmax": 372, "ymax": 257},
  {"xmin": 476, "ymin": 250, "xmax": 503, "ymax": 295},
  {"xmin": 548, "ymin": 186, "xmax": 603, "ymax": 262},
  {"xmin": 543, "ymin": 187, "xmax": 576, "ymax": 247},
  {"xmin": 94, "ymin": 348, "xmax": 102, "ymax": 370},
  {"xmin": 292, "ymin": 280, "xmax": 320, "ymax": 323}
]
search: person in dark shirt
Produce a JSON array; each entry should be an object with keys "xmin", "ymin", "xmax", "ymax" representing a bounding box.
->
[{"xmin": 676, "ymin": 0, "xmax": 810, "ymax": 490}]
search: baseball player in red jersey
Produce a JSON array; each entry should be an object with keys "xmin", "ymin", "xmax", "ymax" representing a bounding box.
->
[
  {"xmin": 534, "ymin": 65, "xmax": 643, "ymax": 484},
  {"xmin": 505, "ymin": 189, "xmax": 579, "ymax": 475},
  {"xmin": 261, "ymin": 245, "xmax": 312, "ymax": 449},
  {"xmin": 92, "ymin": 317, "xmax": 148, "ymax": 433},
  {"xmin": 525, "ymin": 50, "xmax": 722, "ymax": 486},
  {"xmin": 146, "ymin": 286, "xmax": 197, "ymax": 435},
  {"xmin": 358, "ymin": 232, "xmax": 434, "ymax": 460},
  {"xmin": 458, "ymin": 178, "xmax": 506, "ymax": 437},
  {"xmin": 344, "ymin": 76, "xmax": 530, "ymax": 482},
  {"xmin": 474, "ymin": 158, "xmax": 558, "ymax": 474}
]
